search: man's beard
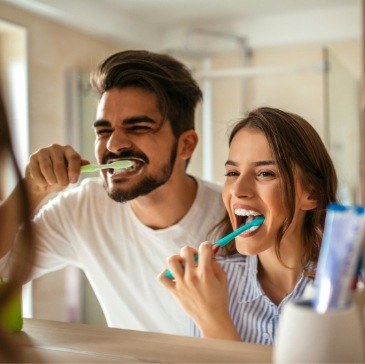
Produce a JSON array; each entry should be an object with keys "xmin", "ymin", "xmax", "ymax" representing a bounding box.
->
[{"xmin": 104, "ymin": 142, "xmax": 178, "ymax": 203}]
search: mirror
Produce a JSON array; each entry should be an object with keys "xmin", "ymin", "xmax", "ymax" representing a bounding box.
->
[{"xmin": 0, "ymin": 0, "xmax": 362, "ymax": 329}]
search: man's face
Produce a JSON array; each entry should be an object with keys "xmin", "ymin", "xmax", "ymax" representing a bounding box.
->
[{"xmin": 94, "ymin": 86, "xmax": 178, "ymax": 202}]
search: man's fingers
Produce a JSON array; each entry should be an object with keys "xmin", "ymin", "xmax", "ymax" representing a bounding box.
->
[
  {"xmin": 64, "ymin": 146, "xmax": 83, "ymax": 183},
  {"xmin": 27, "ymin": 155, "xmax": 49, "ymax": 188},
  {"xmin": 27, "ymin": 144, "xmax": 82, "ymax": 188}
]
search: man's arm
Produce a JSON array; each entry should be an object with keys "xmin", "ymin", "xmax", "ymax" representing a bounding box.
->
[{"xmin": 0, "ymin": 144, "xmax": 88, "ymax": 258}]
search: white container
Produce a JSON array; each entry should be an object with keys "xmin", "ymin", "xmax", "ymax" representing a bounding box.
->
[{"xmin": 273, "ymin": 300, "xmax": 365, "ymax": 363}]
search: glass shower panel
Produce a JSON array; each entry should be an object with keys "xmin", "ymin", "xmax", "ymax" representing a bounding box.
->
[
  {"xmin": 325, "ymin": 50, "xmax": 360, "ymax": 204},
  {"xmin": 66, "ymin": 69, "xmax": 107, "ymax": 326}
]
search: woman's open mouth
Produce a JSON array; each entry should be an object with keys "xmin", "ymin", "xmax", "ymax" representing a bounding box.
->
[{"xmin": 234, "ymin": 208, "xmax": 264, "ymax": 235}]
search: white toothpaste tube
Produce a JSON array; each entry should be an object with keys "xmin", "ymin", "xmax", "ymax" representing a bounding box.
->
[{"xmin": 312, "ymin": 203, "xmax": 365, "ymax": 313}]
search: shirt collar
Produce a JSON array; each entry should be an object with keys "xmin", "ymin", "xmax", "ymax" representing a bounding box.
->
[
  {"xmin": 238, "ymin": 256, "xmax": 315, "ymax": 304},
  {"xmin": 239, "ymin": 255, "xmax": 263, "ymax": 303}
]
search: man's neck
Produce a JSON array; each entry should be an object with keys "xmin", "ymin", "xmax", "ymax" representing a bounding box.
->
[{"xmin": 129, "ymin": 175, "xmax": 198, "ymax": 229}]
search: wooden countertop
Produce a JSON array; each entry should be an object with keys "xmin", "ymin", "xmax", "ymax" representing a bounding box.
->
[{"xmin": 13, "ymin": 318, "xmax": 272, "ymax": 363}]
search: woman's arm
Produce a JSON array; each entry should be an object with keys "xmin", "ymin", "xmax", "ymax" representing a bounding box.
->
[{"xmin": 158, "ymin": 242, "xmax": 241, "ymax": 341}]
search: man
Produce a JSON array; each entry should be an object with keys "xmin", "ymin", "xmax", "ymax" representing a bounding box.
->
[{"xmin": 0, "ymin": 50, "xmax": 225, "ymax": 335}]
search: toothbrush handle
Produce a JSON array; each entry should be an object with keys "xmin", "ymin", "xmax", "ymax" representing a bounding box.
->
[
  {"xmin": 80, "ymin": 164, "xmax": 98, "ymax": 173},
  {"xmin": 164, "ymin": 216, "xmax": 264, "ymax": 280}
]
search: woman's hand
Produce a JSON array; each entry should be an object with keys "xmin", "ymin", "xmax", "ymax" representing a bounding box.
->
[{"xmin": 158, "ymin": 241, "xmax": 241, "ymax": 340}]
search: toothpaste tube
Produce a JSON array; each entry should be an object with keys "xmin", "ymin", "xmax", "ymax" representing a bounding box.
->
[{"xmin": 312, "ymin": 203, "xmax": 365, "ymax": 313}]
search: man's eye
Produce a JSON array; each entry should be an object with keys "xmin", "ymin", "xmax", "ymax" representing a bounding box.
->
[
  {"xmin": 95, "ymin": 129, "xmax": 111, "ymax": 136},
  {"xmin": 127, "ymin": 125, "xmax": 153, "ymax": 132}
]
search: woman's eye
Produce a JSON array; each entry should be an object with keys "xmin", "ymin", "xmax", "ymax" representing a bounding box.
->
[
  {"xmin": 224, "ymin": 170, "xmax": 239, "ymax": 178},
  {"xmin": 257, "ymin": 170, "xmax": 276, "ymax": 179}
]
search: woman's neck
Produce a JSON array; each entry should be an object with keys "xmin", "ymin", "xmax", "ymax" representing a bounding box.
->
[{"xmin": 257, "ymin": 245, "xmax": 305, "ymax": 306}]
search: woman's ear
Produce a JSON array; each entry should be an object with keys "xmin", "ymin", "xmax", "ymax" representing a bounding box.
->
[
  {"xmin": 178, "ymin": 130, "xmax": 199, "ymax": 160},
  {"xmin": 300, "ymin": 188, "xmax": 318, "ymax": 211}
]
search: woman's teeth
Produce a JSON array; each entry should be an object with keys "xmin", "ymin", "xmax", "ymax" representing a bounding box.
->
[
  {"xmin": 234, "ymin": 208, "xmax": 263, "ymax": 229},
  {"xmin": 242, "ymin": 225, "xmax": 261, "ymax": 234}
]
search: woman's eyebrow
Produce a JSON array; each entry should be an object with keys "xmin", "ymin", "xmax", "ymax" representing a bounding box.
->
[
  {"xmin": 225, "ymin": 160, "xmax": 276, "ymax": 167},
  {"xmin": 254, "ymin": 160, "xmax": 276, "ymax": 167},
  {"xmin": 225, "ymin": 160, "xmax": 238, "ymax": 167}
]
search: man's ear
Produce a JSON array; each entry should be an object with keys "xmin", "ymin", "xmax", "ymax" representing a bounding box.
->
[
  {"xmin": 178, "ymin": 130, "xmax": 199, "ymax": 160},
  {"xmin": 300, "ymin": 188, "xmax": 318, "ymax": 211}
]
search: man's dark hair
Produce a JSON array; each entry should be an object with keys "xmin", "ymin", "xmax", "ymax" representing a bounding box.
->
[{"xmin": 90, "ymin": 50, "xmax": 203, "ymax": 138}]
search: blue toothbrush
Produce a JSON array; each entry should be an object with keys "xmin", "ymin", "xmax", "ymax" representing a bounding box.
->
[{"xmin": 165, "ymin": 215, "xmax": 264, "ymax": 280}]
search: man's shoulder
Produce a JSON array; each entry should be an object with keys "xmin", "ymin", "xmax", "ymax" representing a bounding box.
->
[
  {"xmin": 196, "ymin": 177, "xmax": 222, "ymax": 195},
  {"xmin": 193, "ymin": 178, "xmax": 224, "ymax": 218}
]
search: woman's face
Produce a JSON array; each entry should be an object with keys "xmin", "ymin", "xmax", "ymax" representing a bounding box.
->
[{"xmin": 222, "ymin": 127, "xmax": 313, "ymax": 256}]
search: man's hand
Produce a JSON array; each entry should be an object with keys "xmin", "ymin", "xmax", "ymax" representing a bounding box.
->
[{"xmin": 25, "ymin": 144, "xmax": 89, "ymax": 211}]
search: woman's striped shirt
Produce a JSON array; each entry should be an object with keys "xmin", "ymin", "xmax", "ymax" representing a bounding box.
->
[{"xmin": 191, "ymin": 254, "xmax": 314, "ymax": 345}]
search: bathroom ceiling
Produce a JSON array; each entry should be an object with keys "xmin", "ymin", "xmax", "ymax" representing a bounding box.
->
[{"xmin": 2, "ymin": 0, "xmax": 362, "ymax": 51}]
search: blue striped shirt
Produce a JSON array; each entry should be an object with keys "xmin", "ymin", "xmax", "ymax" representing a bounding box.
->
[{"xmin": 191, "ymin": 254, "xmax": 314, "ymax": 345}]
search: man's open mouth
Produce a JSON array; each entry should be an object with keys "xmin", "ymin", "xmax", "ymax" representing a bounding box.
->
[{"xmin": 107, "ymin": 158, "xmax": 144, "ymax": 175}]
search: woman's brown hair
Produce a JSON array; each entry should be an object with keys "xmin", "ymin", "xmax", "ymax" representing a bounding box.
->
[{"xmin": 213, "ymin": 107, "xmax": 338, "ymax": 270}]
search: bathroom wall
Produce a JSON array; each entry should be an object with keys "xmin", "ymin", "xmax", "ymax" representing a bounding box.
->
[{"xmin": 0, "ymin": 1, "xmax": 123, "ymax": 321}]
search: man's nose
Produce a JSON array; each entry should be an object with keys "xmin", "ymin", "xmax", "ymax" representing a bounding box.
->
[{"xmin": 106, "ymin": 130, "xmax": 133, "ymax": 153}]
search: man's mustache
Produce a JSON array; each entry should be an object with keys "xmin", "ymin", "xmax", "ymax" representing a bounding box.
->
[{"xmin": 102, "ymin": 150, "xmax": 149, "ymax": 164}]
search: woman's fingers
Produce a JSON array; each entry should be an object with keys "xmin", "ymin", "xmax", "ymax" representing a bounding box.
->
[{"xmin": 158, "ymin": 242, "xmax": 220, "ymax": 289}]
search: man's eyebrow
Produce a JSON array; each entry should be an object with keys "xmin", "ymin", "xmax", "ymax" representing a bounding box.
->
[
  {"xmin": 123, "ymin": 115, "xmax": 158, "ymax": 125},
  {"xmin": 93, "ymin": 119, "xmax": 110, "ymax": 128},
  {"xmin": 93, "ymin": 116, "xmax": 158, "ymax": 128},
  {"xmin": 225, "ymin": 160, "xmax": 276, "ymax": 167}
]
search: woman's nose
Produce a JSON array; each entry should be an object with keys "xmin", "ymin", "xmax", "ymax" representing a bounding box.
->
[
  {"xmin": 230, "ymin": 175, "xmax": 254, "ymax": 198},
  {"xmin": 106, "ymin": 130, "xmax": 133, "ymax": 153}
]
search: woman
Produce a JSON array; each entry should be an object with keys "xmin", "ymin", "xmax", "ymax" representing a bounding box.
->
[
  {"xmin": 0, "ymin": 90, "xmax": 36, "ymax": 362},
  {"xmin": 159, "ymin": 107, "xmax": 337, "ymax": 345}
]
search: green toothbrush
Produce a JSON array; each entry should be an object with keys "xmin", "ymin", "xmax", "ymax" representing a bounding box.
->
[{"xmin": 80, "ymin": 160, "xmax": 134, "ymax": 173}]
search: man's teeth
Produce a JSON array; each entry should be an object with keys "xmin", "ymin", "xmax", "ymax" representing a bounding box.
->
[{"xmin": 109, "ymin": 161, "xmax": 138, "ymax": 174}]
